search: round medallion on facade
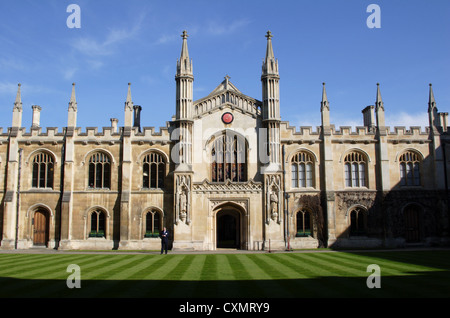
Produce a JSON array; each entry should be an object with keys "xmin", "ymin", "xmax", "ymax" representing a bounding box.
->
[{"xmin": 222, "ymin": 112, "xmax": 233, "ymax": 124}]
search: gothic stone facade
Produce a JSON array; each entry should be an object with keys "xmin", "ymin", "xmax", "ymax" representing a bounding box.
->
[{"xmin": 0, "ymin": 31, "xmax": 449, "ymax": 251}]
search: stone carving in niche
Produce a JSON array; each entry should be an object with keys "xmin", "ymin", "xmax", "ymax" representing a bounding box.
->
[
  {"xmin": 265, "ymin": 174, "xmax": 282, "ymax": 224},
  {"xmin": 175, "ymin": 174, "xmax": 191, "ymax": 225}
]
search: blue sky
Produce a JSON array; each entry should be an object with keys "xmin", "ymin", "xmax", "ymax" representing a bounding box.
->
[{"xmin": 0, "ymin": 0, "xmax": 449, "ymax": 131}]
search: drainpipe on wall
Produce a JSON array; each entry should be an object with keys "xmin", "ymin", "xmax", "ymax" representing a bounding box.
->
[
  {"xmin": 15, "ymin": 148, "xmax": 22, "ymax": 250},
  {"xmin": 282, "ymin": 145, "xmax": 289, "ymax": 249}
]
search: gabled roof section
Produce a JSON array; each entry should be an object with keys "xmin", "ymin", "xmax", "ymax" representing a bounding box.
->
[
  {"xmin": 208, "ymin": 75, "xmax": 242, "ymax": 95},
  {"xmin": 193, "ymin": 76, "xmax": 262, "ymax": 119}
]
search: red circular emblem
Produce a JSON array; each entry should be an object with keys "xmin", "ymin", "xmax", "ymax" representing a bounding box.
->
[{"xmin": 222, "ymin": 112, "xmax": 233, "ymax": 124}]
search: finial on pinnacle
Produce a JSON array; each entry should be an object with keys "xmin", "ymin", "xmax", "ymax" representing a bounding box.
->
[
  {"xmin": 181, "ymin": 30, "xmax": 188, "ymax": 39},
  {"xmin": 265, "ymin": 30, "xmax": 272, "ymax": 39}
]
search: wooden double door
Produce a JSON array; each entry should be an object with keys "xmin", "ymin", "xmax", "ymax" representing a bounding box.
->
[{"xmin": 33, "ymin": 209, "xmax": 49, "ymax": 246}]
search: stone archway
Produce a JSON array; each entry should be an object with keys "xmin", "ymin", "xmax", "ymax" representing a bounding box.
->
[
  {"xmin": 211, "ymin": 200, "xmax": 248, "ymax": 250},
  {"xmin": 216, "ymin": 209, "xmax": 241, "ymax": 248}
]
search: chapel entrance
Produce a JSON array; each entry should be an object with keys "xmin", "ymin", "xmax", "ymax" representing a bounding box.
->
[
  {"xmin": 216, "ymin": 209, "xmax": 241, "ymax": 249},
  {"xmin": 33, "ymin": 209, "xmax": 49, "ymax": 246}
]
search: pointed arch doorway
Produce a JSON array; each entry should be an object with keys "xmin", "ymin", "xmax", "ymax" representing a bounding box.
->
[
  {"xmin": 33, "ymin": 208, "xmax": 50, "ymax": 247},
  {"xmin": 211, "ymin": 200, "xmax": 249, "ymax": 250},
  {"xmin": 217, "ymin": 209, "xmax": 241, "ymax": 248}
]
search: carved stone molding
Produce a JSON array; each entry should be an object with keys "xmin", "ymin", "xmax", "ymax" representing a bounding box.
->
[
  {"xmin": 193, "ymin": 179, "xmax": 262, "ymax": 193},
  {"xmin": 209, "ymin": 198, "xmax": 249, "ymax": 217}
]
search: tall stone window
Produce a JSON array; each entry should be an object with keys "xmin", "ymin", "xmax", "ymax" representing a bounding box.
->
[
  {"xmin": 32, "ymin": 152, "xmax": 54, "ymax": 188},
  {"xmin": 296, "ymin": 209, "xmax": 312, "ymax": 237},
  {"xmin": 349, "ymin": 207, "xmax": 367, "ymax": 236},
  {"xmin": 291, "ymin": 152, "xmax": 314, "ymax": 188},
  {"xmin": 88, "ymin": 152, "xmax": 111, "ymax": 189},
  {"xmin": 211, "ymin": 132, "xmax": 247, "ymax": 182},
  {"xmin": 399, "ymin": 151, "xmax": 421, "ymax": 186},
  {"xmin": 344, "ymin": 151, "xmax": 367, "ymax": 187},
  {"xmin": 143, "ymin": 152, "xmax": 165, "ymax": 189},
  {"xmin": 145, "ymin": 210, "xmax": 162, "ymax": 238},
  {"xmin": 89, "ymin": 209, "xmax": 106, "ymax": 237}
]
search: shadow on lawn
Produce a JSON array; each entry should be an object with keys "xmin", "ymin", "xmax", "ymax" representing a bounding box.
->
[{"xmin": 0, "ymin": 270, "xmax": 449, "ymax": 298}]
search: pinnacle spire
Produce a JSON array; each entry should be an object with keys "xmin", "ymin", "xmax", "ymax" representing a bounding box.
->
[
  {"xmin": 68, "ymin": 83, "xmax": 77, "ymax": 111},
  {"xmin": 125, "ymin": 82, "xmax": 133, "ymax": 111},
  {"xmin": 428, "ymin": 83, "xmax": 436, "ymax": 110},
  {"xmin": 180, "ymin": 30, "xmax": 189, "ymax": 60},
  {"xmin": 321, "ymin": 82, "xmax": 329, "ymax": 110},
  {"xmin": 14, "ymin": 83, "xmax": 22, "ymax": 110},
  {"xmin": 126, "ymin": 82, "xmax": 132, "ymax": 103},
  {"xmin": 265, "ymin": 30, "xmax": 274, "ymax": 61},
  {"xmin": 177, "ymin": 30, "xmax": 193, "ymax": 76},
  {"xmin": 70, "ymin": 83, "xmax": 76, "ymax": 102},
  {"xmin": 375, "ymin": 83, "xmax": 384, "ymax": 110},
  {"xmin": 262, "ymin": 30, "xmax": 278, "ymax": 76}
]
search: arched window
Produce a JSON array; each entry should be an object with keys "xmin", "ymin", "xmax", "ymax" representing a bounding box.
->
[
  {"xmin": 349, "ymin": 207, "xmax": 367, "ymax": 236},
  {"xmin": 88, "ymin": 152, "xmax": 111, "ymax": 189},
  {"xmin": 211, "ymin": 132, "xmax": 247, "ymax": 182},
  {"xmin": 291, "ymin": 152, "xmax": 314, "ymax": 188},
  {"xmin": 89, "ymin": 209, "xmax": 106, "ymax": 237},
  {"xmin": 32, "ymin": 152, "xmax": 54, "ymax": 188},
  {"xmin": 344, "ymin": 151, "xmax": 367, "ymax": 187},
  {"xmin": 296, "ymin": 210, "xmax": 312, "ymax": 237},
  {"xmin": 143, "ymin": 152, "xmax": 165, "ymax": 189},
  {"xmin": 145, "ymin": 210, "xmax": 162, "ymax": 238},
  {"xmin": 399, "ymin": 151, "xmax": 421, "ymax": 186}
]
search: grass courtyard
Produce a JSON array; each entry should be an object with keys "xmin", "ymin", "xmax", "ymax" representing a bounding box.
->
[{"xmin": 0, "ymin": 249, "xmax": 449, "ymax": 298}]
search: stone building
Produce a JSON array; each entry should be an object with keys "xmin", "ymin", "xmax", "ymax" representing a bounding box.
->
[{"xmin": 0, "ymin": 31, "xmax": 449, "ymax": 251}]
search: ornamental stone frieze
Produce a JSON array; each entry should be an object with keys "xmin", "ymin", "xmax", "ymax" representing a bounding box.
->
[{"xmin": 192, "ymin": 179, "xmax": 262, "ymax": 194}]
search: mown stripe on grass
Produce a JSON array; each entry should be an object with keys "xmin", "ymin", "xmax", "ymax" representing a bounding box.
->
[
  {"xmin": 225, "ymin": 254, "xmax": 279, "ymax": 298},
  {"xmin": 62, "ymin": 254, "xmax": 149, "ymax": 298},
  {"xmin": 0, "ymin": 254, "xmax": 99, "ymax": 297},
  {"xmin": 180, "ymin": 254, "xmax": 218, "ymax": 298},
  {"xmin": 282, "ymin": 253, "xmax": 372, "ymax": 297},
  {"xmin": 106, "ymin": 255, "xmax": 186, "ymax": 298},
  {"xmin": 0, "ymin": 254, "xmax": 67, "ymax": 275},
  {"xmin": 0, "ymin": 254, "xmax": 48, "ymax": 267},
  {"xmin": 273, "ymin": 253, "xmax": 347, "ymax": 297},
  {"xmin": 117, "ymin": 255, "xmax": 188, "ymax": 298},
  {"xmin": 332, "ymin": 252, "xmax": 450, "ymax": 297},
  {"xmin": 245, "ymin": 254, "xmax": 301, "ymax": 297},
  {"xmin": 166, "ymin": 254, "xmax": 207, "ymax": 298}
]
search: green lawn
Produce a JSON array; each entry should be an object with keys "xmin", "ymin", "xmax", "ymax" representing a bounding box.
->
[{"xmin": 0, "ymin": 250, "xmax": 449, "ymax": 298}]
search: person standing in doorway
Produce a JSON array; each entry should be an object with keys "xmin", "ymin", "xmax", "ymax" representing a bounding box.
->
[{"xmin": 160, "ymin": 227, "xmax": 169, "ymax": 254}]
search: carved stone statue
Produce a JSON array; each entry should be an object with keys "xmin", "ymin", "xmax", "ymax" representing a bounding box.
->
[
  {"xmin": 180, "ymin": 189, "xmax": 187, "ymax": 221},
  {"xmin": 270, "ymin": 190, "xmax": 278, "ymax": 221}
]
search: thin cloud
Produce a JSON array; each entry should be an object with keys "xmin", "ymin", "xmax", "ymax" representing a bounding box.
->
[
  {"xmin": 71, "ymin": 13, "xmax": 145, "ymax": 57},
  {"xmin": 153, "ymin": 19, "xmax": 251, "ymax": 46},
  {"xmin": 205, "ymin": 18, "xmax": 251, "ymax": 36},
  {"xmin": 386, "ymin": 111, "xmax": 428, "ymax": 128},
  {"xmin": 0, "ymin": 82, "xmax": 18, "ymax": 96}
]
